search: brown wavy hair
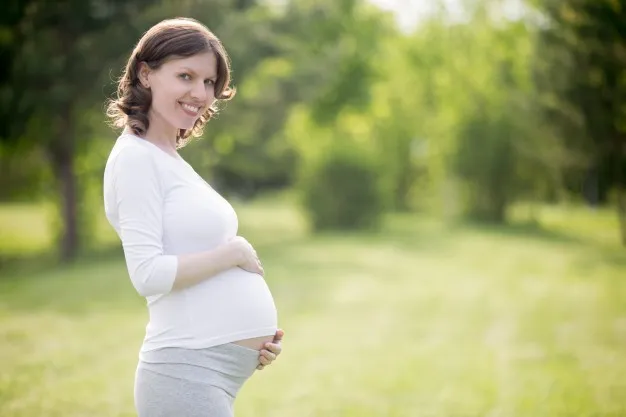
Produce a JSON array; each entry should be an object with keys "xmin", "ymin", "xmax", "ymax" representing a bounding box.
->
[{"xmin": 106, "ymin": 17, "xmax": 235, "ymax": 148}]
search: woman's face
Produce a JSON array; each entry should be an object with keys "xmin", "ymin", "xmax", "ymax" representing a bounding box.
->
[{"xmin": 140, "ymin": 51, "xmax": 218, "ymax": 132}]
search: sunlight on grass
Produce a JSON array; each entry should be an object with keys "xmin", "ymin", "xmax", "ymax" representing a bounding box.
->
[
  {"xmin": 0, "ymin": 204, "xmax": 53, "ymax": 255},
  {"xmin": 1, "ymin": 199, "xmax": 626, "ymax": 416}
]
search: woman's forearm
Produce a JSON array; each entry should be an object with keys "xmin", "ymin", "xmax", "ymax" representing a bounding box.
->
[{"xmin": 172, "ymin": 242, "xmax": 244, "ymax": 291}]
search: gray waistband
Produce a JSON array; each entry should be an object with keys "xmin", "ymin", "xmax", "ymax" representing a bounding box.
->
[{"xmin": 137, "ymin": 343, "xmax": 260, "ymax": 397}]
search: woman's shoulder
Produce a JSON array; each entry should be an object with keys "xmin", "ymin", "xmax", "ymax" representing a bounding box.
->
[
  {"xmin": 107, "ymin": 134, "xmax": 156, "ymax": 168},
  {"xmin": 103, "ymin": 135, "xmax": 163, "ymax": 190}
]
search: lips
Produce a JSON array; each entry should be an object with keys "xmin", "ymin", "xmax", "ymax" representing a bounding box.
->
[{"xmin": 179, "ymin": 102, "xmax": 202, "ymax": 116}]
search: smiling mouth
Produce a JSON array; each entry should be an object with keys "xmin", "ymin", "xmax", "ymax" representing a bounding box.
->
[{"xmin": 179, "ymin": 102, "xmax": 202, "ymax": 115}]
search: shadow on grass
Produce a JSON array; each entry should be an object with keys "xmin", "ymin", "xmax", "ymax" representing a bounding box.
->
[
  {"xmin": 455, "ymin": 219, "xmax": 585, "ymax": 245},
  {"xmin": 600, "ymin": 251, "xmax": 626, "ymax": 267},
  {"xmin": 3, "ymin": 213, "xmax": 624, "ymax": 315},
  {"xmin": 0, "ymin": 236, "xmax": 321, "ymax": 315},
  {"xmin": 288, "ymin": 213, "xmax": 454, "ymax": 252},
  {"xmin": 453, "ymin": 218, "xmax": 626, "ymax": 269},
  {"xmin": 0, "ymin": 244, "xmax": 124, "ymax": 280},
  {"xmin": 0, "ymin": 244, "xmax": 147, "ymax": 314},
  {"xmin": 0, "ymin": 220, "xmax": 446, "ymax": 316}
]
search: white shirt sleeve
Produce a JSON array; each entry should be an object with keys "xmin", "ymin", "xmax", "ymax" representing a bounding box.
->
[{"xmin": 111, "ymin": 146, "xmax": 178, "ymax": 297}]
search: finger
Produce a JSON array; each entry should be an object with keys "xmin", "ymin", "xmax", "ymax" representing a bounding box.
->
[
  {"xmin": 260, "ymin": 349, "xmax": 277, "ymax": 361},
  {"xmin": 259, "ymin": 356, "xmax": 271, "ymax": 366},
  {"xmin": 270, "ymin": 329, "xmax": 284, "ymax": 344},
  {"xmin": 256, "ymin": 364, "xmax": 265, "ymax": 371},
  {"xmin": 264, "ymin": 343, "xmax": 282, "ymax": 355}
]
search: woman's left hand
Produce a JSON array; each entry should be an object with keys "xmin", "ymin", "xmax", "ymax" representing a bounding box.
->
[{"xmin": 257, "ymin": 328, "xmax": 284, "ymax": 370}]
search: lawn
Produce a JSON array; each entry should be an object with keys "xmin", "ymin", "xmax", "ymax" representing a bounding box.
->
[{"xmin": 1, "ymin": 199, "xmax": 625, "ymax": 417}]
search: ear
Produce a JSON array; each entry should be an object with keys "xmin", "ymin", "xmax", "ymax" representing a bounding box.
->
[{"xmin": 137, "ymin": 61, "xmax": 151, "ymax": 89}]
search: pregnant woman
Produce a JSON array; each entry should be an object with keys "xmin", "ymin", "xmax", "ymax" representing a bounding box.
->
[{"xmin": 102, "ymin": 17, "xmax": 283, "ymax": 417}]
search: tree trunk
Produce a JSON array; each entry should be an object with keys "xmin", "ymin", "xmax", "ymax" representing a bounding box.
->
[
  {"xmin": 615, "ymin": 135, "xmax": 626, "ymax": 246},
  {"xmin": 617, "ymin": 188, "xmax": 626, "ymax": 246},
  {"xmin": 48, "ymin": 114, "xmax": 78, "ymax": 262}
]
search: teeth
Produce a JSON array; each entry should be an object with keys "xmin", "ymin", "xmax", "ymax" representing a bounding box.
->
[{"xmin": 182, "ymin": 103, "xmax": 200, "ymax": 113}]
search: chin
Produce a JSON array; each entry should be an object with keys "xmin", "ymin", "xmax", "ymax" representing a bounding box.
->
[{"xmin": 175, "ymin": 120, "xmax": 198, "ymax": 131}]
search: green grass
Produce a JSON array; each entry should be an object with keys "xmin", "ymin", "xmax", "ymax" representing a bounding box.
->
[
  {"xmin": 510, "ymin": 202, "xmax": 622, "ymax": 248},
  {"xmin": 1, "ymin": 199, "xmax": 626, "ymax": 416},
  {"xmin": 0, "ymin": 203, "xmax": 54, "ymax": 255}
]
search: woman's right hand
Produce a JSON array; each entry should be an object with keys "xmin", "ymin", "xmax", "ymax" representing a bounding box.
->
[{"xmin": 229, "ymin": 236, "xmax": 264, "ymax": 276}]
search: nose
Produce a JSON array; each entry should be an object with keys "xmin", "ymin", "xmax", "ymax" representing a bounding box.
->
[{"xmin": 190, "ymin": 80, "xmax": 207, "ymax": 102}]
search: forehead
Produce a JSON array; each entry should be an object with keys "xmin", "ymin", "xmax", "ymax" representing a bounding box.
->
[{"xmin": 163, "ymin": 51, "xmax": 218, "ymax": 76}]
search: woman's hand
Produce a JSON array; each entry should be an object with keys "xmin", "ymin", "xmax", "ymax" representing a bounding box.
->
[
  {"xmin": 257, "ymin": 329, "xmax": 284, "ymax": 370},
  {"xmin": 230, "ymin": 236, "xmax": 263, "ymax": 276}
]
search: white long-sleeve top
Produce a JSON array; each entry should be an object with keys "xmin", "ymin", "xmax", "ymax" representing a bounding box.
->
[{"xmin": 103, "ymin": 132, "xmax": 278, "ymax": 354}]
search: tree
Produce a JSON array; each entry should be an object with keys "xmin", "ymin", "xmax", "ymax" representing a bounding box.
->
[
  {"xmin": 534, "ymin": 0, "xmax": 626, "ymax": 243},
  {"xmin": 0, "ymin": 0, "xmax": 156, "ymax": 261}
]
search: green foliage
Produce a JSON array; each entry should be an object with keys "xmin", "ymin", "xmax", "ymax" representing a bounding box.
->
[
  {"xmin": 452, "ymin": 103, "xmax": 518, "ymax": 222},
  {"xmin": 298, "ymin": 143, "xmax": 387, "ymax": 231},
  {"xmin": 533, "ymin": 0, "xmax": 626, "ymax": 243},
  {"xmin": 367, "ymin": 33, "xmax": 428, "ymax": 212},
  {"xmin": 0, "ymin": 143, "xmax": 48, "ymax": 202},
  {"xmin": 3, "ymin": 0, "xmax": 626, "ymax": 255},
  {"xmin": 386, "ymin": 13, "xmax": 563, "ymax": 224},
  {"xmin": 189, "ymin": 0, "xmax": 392, "ymax": 196},
  {"xmin": 0, "ymin": 0, "xmax": 163, "ymax": 260}
]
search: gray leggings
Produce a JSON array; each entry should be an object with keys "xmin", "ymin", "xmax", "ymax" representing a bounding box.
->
[{"xmin": 135, "ymin": 343, "xmax": 260, "ymax": 417}]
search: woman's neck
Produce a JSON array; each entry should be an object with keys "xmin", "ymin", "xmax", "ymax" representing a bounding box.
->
[{"xmin": 143, "ymin": 111, "xmax": 179, "ymax": 156}]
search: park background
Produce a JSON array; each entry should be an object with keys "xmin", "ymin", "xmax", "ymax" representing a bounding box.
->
[{"xmin": 1, "ymin": 0, "xmax": 626, "ymax": 416}]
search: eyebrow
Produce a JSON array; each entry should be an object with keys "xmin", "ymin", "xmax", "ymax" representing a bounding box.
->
[{"xmin": 180, "ymin": 66, "xmax": 217, "ymax": 80}]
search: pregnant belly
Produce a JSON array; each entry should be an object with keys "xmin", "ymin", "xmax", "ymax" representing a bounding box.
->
[
  {"xmin": 186, "ymin": 267, "xmax": 278, "ymax": 344},
  {"xmin": 233, "ymin": 335, "xmax": 276, "ymax": 350}
]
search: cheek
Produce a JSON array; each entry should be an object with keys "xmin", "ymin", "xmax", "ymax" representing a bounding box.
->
[
  {"xmin": 151, "ymin": 86, "xmax": 188, "ymax": 121},
  {"xmin": 153, "ymin": 80, "xmax": 185, "ymax": 105},
  {"xmin": 151, "ymin": 86, "xmax": 170, "ymax": 111},
  {"xmin": 208, "ymin": 86, "xmax": 217, "ymax": 103}
]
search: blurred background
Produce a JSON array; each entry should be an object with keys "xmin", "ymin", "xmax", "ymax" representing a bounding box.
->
[{"xmin": 1, "ymin": 0, "xmax": 626, "ymax": 416}]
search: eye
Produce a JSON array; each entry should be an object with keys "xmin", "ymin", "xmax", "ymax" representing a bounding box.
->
[
  {"xmin": 179, "ymin": 73, "xmax": 191, "ymax": 81},
  {"xmin": 205, "ymin": 79, "xmax": 216, "ymax": 86}
]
